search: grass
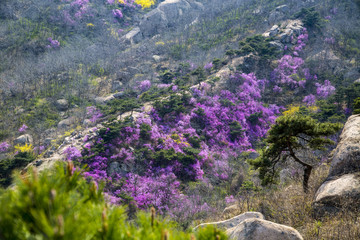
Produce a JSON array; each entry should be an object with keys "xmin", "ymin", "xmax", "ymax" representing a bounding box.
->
[{"xmin": 219, "ymin": 164, "xmax": 360, "ymax": 239}]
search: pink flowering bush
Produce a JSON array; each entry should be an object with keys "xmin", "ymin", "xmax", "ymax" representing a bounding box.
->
[
  {"xmin": 139, "ymin": 80, "xmax": 151, "ymax": 92},
  {"xmin": 0, "ymin": 142, "xmax": 10, "ymax": 152},
  {"xmin": 18, "ymin": 124, "xmax": 28, "ymax": 133},
  {"xmin": 316, "ymin": 80, "xmax": 336, "ymax": 99}
]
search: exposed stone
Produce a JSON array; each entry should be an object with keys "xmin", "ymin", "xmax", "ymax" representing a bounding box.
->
[
  {"xmin": 122, "ymin": 27, "xmax": 142, "ymax": 45},
  {"xmin": 55, "ymin": 99, "xmax": 69, "ymax": 111},
  {"xmin": 14, "ymin": 134, "xmax": 33, "ymax": 145},
  {"xmin": 58, "ymin": 117, "xmax": 75, "ymax": 129},
  {"xmin": 269, "ymin": 25, "xmax": 279, "ymax": 37},
  {"xmin": 94, "ymin": 95, "xmax": 115, "ymax": 105},
  {"xmin": 275, "ymin": 4, "xmax": 289, "ymax": 13},
  {"xmin": 226, "ymin": 218, "xmax": 303, "ymax": 240},
  {"xmin": 152, "ymin": 55, "xmax": 162, "ymax": 63},
  {"xmin": 314, "ymin": 173, "xmax": 360, "ymax": 215},
  {"xmin": 194, "ymin": 212, "xmax": 264, "ymax": 231},
  {"xmin": 328, "ymin": 114, "xmax": 360, "ymax": 177},
  {"xmin": 269, "ymin": 41, "xmax": 284, "ymax": 51},
  {"xmin": 139, "ymin": 0, "xmax": 203, "ymax": 38},
  {"xmin": 139, "ymin": 9, "xmax": 168, "ymax": 37},
  {"xmin": 158, "ymin": 0, "xmax": 191, "ymax": 27},
  {"xmin": 26, "ymin": 153, "xmax": 64, "ymax": 172}
]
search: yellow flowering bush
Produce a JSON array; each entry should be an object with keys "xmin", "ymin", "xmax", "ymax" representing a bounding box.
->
[{"xmin": 135, "ymin": 0, "xmax": 156, "ymax": 8}]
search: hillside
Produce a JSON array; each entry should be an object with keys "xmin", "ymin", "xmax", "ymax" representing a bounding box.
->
[{"xmin": 0, "ymin": 0, "xmax": 360, "ymax": 239}]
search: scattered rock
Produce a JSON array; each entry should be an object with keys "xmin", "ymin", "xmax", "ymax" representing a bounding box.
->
[
  {"xmin": 55, "ymin": 99, "xmax": 69, "ymax": 111},
  {"xmin": 227, "ymin": 218, "xmax": 303, "ymax": 240},
  {"xmin": 122, "ymin": 27, "xmax": 142, "ymax": 45},
  {"xmin": 194, "ymin": 212, "xmax": 264, "ymax": 231},
  {"xmin": 58, "ymin": 117, "xmax": 75, "ymax": 129},
  {"xmin": 94, "ymin": 95, "xmax": 115, "ymax": 105},
  {"xmin": 314, "ymin": 173, "xmax": 360, "ymax": 215},
  {"xmin": 152, "ymin": 55, "xmax": 162, "ymax": 63},
  {"xmin": 269, "ymin": 41, "xmax": 284, "ymax": 51},
  {"xmin": 14, "ymin": 134, "xmax": 33, "ymax": 146},
  {"xmin": 269, "ymin": 25, "xmax": 279, "ymax": 37}
]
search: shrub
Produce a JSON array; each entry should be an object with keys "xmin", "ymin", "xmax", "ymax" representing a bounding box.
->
[{"xmin": 0, "ymin": 162, "xmax": 228, "ymax": 240}]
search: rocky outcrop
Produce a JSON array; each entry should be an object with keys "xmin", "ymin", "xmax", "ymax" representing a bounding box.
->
[
  {"xmin": 14, "ymin": 134, "xmax": 33, "ymax": 145},
  {"xmin": 139, "ymin": 0, "xmax": 203, "ymax": 38},
  {"xmin": 58, "ymin": 117, "xmax": 76, "ymax": 129},
  {"xmin": 121, "ymin": 27, "xmax": 142, "ymax": 45},
  {"xmin": 194, "ymin": 212, "xmax": 264, "ymax": 231},
  {"xmin": 314, "ymin": 173, "xmax": 360, "ymax": 215},
  {"xmin": 227, "ymin": 218, "xmax": 303, "ymax": 240},
  {"xmin": 314, "ymin": 115, "xmax": 360, "ymax": 215},
  {"xmin": 328, "ymin": 114, "xmax": 360, "ymax": 177},
  {"xmin": 195, "ymin": 212, "xmax": 303, "ymax": 240}
]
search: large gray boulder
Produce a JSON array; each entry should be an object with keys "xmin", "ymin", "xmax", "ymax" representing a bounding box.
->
[
  {"xmin": 58, "ymin": 117, "xmax": 75, "ymax": 129},
  {"xmin": 122, "ymin": 27, "xmax": 142, "ymax": 45},
  {"xmin": 328, "ymin": 114, "xmax": 360, "ymax": 177},
  {"xmin": 313, "ymin": 115, "xmax": 360, "ymax": 215},
  {"xmin": 158, "ymin": 0, "xmax": 191, "ymax": 27},
  {"xmin": 194, "ymin": 212, "xmax": 264, "ymax": 231},
  {"xmin": 139, "ymin": 0, "xmax": 203, "ymax": 38},
  {"xmin": 14, "ymin": 134, "xmax": 33, "ymax": 145},
  {"xmin": 314, "ymin": 173, "xmax": 360, "ymax": 215},
  {"xmin": 226, "ymin": 218, "xmax": 303, "ymax": 240},
  {"xmin": 139, "ymin": 9, "xmax": 168, "ymax": 37}
]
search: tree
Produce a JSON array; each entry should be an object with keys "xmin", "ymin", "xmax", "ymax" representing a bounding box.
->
[{"xmin": 250, "ymin": 114, "xmax": 342, "ymax": 193}]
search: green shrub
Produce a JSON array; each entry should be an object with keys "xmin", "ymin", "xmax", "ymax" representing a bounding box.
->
[
  {"xmin": 294, "ymin": 7, "xmax": 322, "ymax": 29},
  {"xmin": 0, "ymin": 162, "xmax": 227, "ymax": 239},
  {"xmin": 0, "ymin": 151, "xmax": 35, "ymax": 188}
]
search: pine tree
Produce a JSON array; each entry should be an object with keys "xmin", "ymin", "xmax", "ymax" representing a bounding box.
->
[{"xmin": 250, "ymin": 114, "xmax": 342, "ymax": 193}]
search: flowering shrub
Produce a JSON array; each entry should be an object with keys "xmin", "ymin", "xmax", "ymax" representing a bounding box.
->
[
  {"xmin": 139, "ymin": 80, "xmax": 151, "ymax": 92},
  {"xmin": 303, "ymin": 94, "xmax": 316, "ymax": 106},
  {"xmin": 86, "ymin": 106, "xmax": 103, "ymax": 123},
  {"xmin": 63, "ymin": 146, "xmax": 82, "ymax": 161},
  {"xmin": 0, "ymin": 142, "xmax": 10, "ymax": 152},
  {"xmin": 18, "ymin": 124, "xmax": 28, "ymax": 133},
  {"xmin": 316, "ymin": 80, "xmax": 336, "ymax": 99}
]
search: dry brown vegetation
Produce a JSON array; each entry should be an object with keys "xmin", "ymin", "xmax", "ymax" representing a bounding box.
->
[{"xmin": 223, "ymin": 164, "xmax": 360, "ymax": 240}]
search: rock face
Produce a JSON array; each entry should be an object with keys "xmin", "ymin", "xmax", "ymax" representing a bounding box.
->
[
  {"xmin": 314, "ymin": 173, "xmax": 360, "ymax": 215},
  {"xmin": 328, "ymin": 115, "xmax": 360, "ymax": 177},
  {"xmin": 14, "ymin": 134, "xmax": 33, "ymax": 145},
  {"xmin": 139, "ymin": 0, "xmax": 203, "ymax": 38},
  {"xmin": 226, "ymin": 218, "xmax": 303, "ymax": 240},
  {"xmin": 314, "ymin": 115, "xmax": 360, "ymax": 215},
  {"xmin": 58, "ymin": 117, "xmax": 75, "ymax": 129},
  {"xmin": 194, "ymin": 212, "xmax": 264, "ymax": 231}
]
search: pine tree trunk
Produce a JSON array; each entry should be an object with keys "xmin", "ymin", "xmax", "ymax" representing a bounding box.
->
[{"xmin": 303, "ymin": 165, "xmax": 313, "ymax": 193}]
